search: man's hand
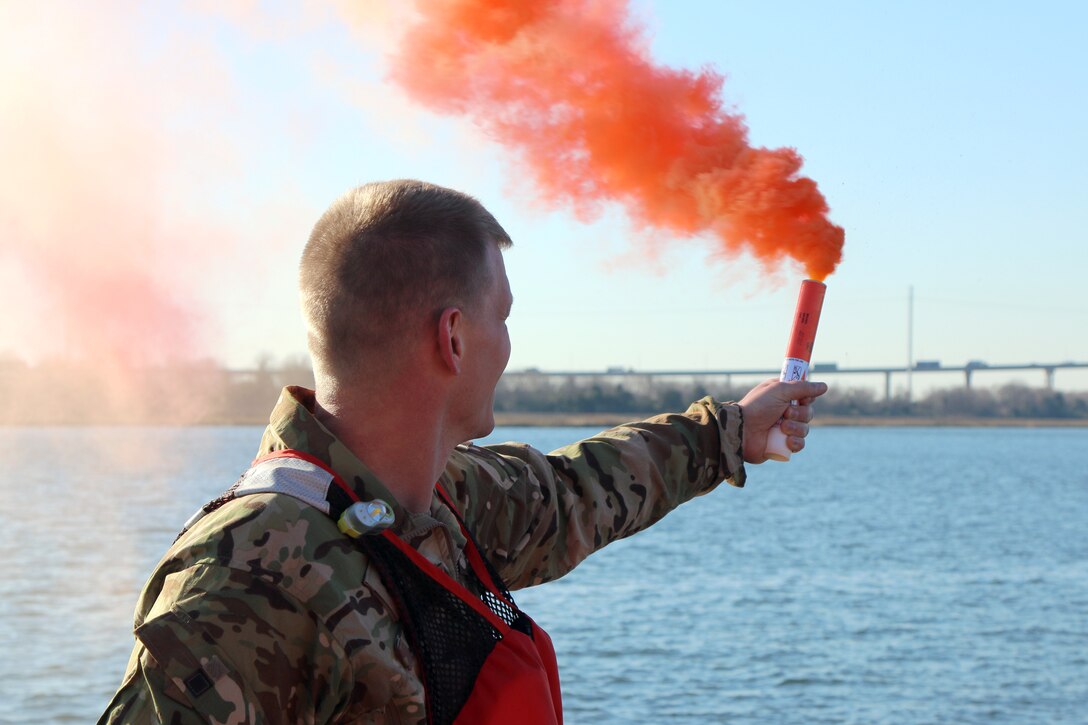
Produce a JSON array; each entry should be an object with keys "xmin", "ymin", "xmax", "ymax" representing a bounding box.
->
[{"xmin": 738, "ymin": 379, "xmax": 829, "ymax": 464}]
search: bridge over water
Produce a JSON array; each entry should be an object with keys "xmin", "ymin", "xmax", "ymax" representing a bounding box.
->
[{"xmin": 502, "ymin": 362, "xmax": 1088, "ymax": 399}]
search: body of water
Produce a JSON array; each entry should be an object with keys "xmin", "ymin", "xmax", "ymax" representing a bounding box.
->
[{"xmin": 0, "ymin": 425, "xmax": 1085, "ymax": 723}]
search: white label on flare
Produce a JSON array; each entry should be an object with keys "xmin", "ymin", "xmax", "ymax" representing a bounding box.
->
[{"xmin": 780, "ymin": 357, "xmax": 809, "ymax": 383}]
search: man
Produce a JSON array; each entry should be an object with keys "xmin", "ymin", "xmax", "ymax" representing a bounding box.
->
[{"xmin": 102, "ymin": 180, "xmax": 825, "ymax": 723}]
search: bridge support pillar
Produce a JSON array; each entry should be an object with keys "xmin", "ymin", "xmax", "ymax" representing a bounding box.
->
[
  {"xmin": 965, "ymin": 369, "xmax": 973, "ymax": 389},
  {"xmin": 884, "ymin": 371, "xmax": 893, "ymax": 401},
  {"xmin": 1045, "ymin": 367, "xmax": 1055, "ymax": 390}
]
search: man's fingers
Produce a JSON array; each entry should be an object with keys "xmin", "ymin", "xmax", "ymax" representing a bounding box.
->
[
  {"xmin": 781, "ymin": 419, "xmax": 810, "ymax": 437},
  {"xmin": 784, "ymin": 381, "xmax": 827, "ymax": 400},
  {"xmin": 785, "ymin": 404, "xmax": 814, "ymax": 423},
  {"xmin": 739, "ymin": 379, "xmax": 827, "ymax": 463}
]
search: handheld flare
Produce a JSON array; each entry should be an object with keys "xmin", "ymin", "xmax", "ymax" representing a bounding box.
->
[{"xmin": 765, "ymin": 280, "xmax": 826, "ymax": 462}]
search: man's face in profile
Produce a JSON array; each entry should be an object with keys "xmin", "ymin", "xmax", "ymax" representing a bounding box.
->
[{"xmin": 457, "ymin": 243, "xmax": 513, "ymax": 440}]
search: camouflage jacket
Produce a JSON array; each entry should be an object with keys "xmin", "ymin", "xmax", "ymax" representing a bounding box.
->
[{"xmin": 101, "ymin": 386, "xmax": 746, "ymax": 724}]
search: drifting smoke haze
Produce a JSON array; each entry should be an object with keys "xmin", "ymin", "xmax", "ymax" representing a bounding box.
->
[
  {"xmin": 0, "ymin": 2, "xmax": 224, "ymax": 367},
  {"xmin": 383, "ymin": 0, "xmax": 844, "ymax": 280},
  {"xmin": 0, "ymin": 2, "xmax": 311, "ymax": 422},
  {"xmin": 0, "ymin": 4, "xmax": 208, "ymax": 421}
]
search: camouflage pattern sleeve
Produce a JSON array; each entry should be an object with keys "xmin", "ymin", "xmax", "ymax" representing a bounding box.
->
[
  {"xmin": 99, "ymin": 562, "xmax": 351, "ymax": 724},
  {"xmin": 442, "ymin": 397, "xmax": 745, "ymax": 590},
  {"xmin": 99, "ymin": 648, "xmax": 207, "ymax": 725}
]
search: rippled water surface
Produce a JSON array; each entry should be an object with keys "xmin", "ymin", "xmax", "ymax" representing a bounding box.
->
[{"xmin": 1, "ymin": 425, "xmax": 1085, "ymax": 723}]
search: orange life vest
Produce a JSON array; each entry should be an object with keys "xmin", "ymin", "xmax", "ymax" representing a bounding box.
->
[{"xmin": 189, "ymin": 450, "xmax": 563, "ymax": 724}]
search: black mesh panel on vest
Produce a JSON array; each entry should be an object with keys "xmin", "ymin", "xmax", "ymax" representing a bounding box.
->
[
  {"xmin": 363, "ymin": 535, "xmax": 504, "ymax": 725},
  {"xmin": 459, "ymin": 549, "xmax": 534, "ymax": 637},
  {"xmin": 440, "ymin": 491, "xmax": 535, "ymax": 638}
]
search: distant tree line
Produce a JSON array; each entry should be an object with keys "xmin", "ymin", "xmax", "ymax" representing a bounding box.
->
[
  {"xmin": 0, "ymin": 356, "xmax": 1085, "ymax": 424},
  {"xmin": 495, "ymin": 376, "xmax": 1088, "ymax": 420}
]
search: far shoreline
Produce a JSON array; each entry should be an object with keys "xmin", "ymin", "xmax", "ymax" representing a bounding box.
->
[
  {"xmin": 493, "ymin": 412, "xmax": 1088, "ymax": 429},
  {"xmin": 3, "ymin": 414, "xmax": 1087, "ymax": 428}
]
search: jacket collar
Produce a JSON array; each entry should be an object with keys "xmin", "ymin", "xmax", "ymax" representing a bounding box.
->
[
  {"xmin": 258, "ymin": 386, "xmax": 468, "ymax": 547},
  {"xmin": 257, "ymin": 386, "xmax": 411, "ymax": 529}
]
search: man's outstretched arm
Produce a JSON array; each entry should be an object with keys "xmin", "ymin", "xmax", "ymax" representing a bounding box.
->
[{"xmin": 442, "ymin": 380, "xmax": 827, "ymax": 590}]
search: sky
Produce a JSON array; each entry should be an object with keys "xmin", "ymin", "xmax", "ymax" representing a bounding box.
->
[{"xmin": 1, "ymin": 0, "xmax": 1086, "ymax": 393}]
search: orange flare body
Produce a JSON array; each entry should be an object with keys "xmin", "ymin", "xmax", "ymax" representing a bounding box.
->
[{"xmin": 784, "ymin": 279, "xmax": 826, "ymax": 363}]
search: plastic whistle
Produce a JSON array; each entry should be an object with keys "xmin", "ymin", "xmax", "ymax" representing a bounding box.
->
[{"xmin": 764, "ymin": 279, "xmax": 826, "ymax": 462}]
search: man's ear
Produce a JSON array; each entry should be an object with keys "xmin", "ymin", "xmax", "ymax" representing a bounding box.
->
[{"xmin": 437, "ymin": 306, "xmax": 463, "ymax": 374}]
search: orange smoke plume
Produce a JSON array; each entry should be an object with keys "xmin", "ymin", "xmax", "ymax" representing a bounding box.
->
[{"xmin": 387, "ymin": 0, "xmax": 844, "ymax": 280}]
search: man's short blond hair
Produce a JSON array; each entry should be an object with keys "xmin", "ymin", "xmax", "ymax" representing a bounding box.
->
[{"xmin": 300, "ymin": 180, "xmax": 511, "ymax": 376}]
